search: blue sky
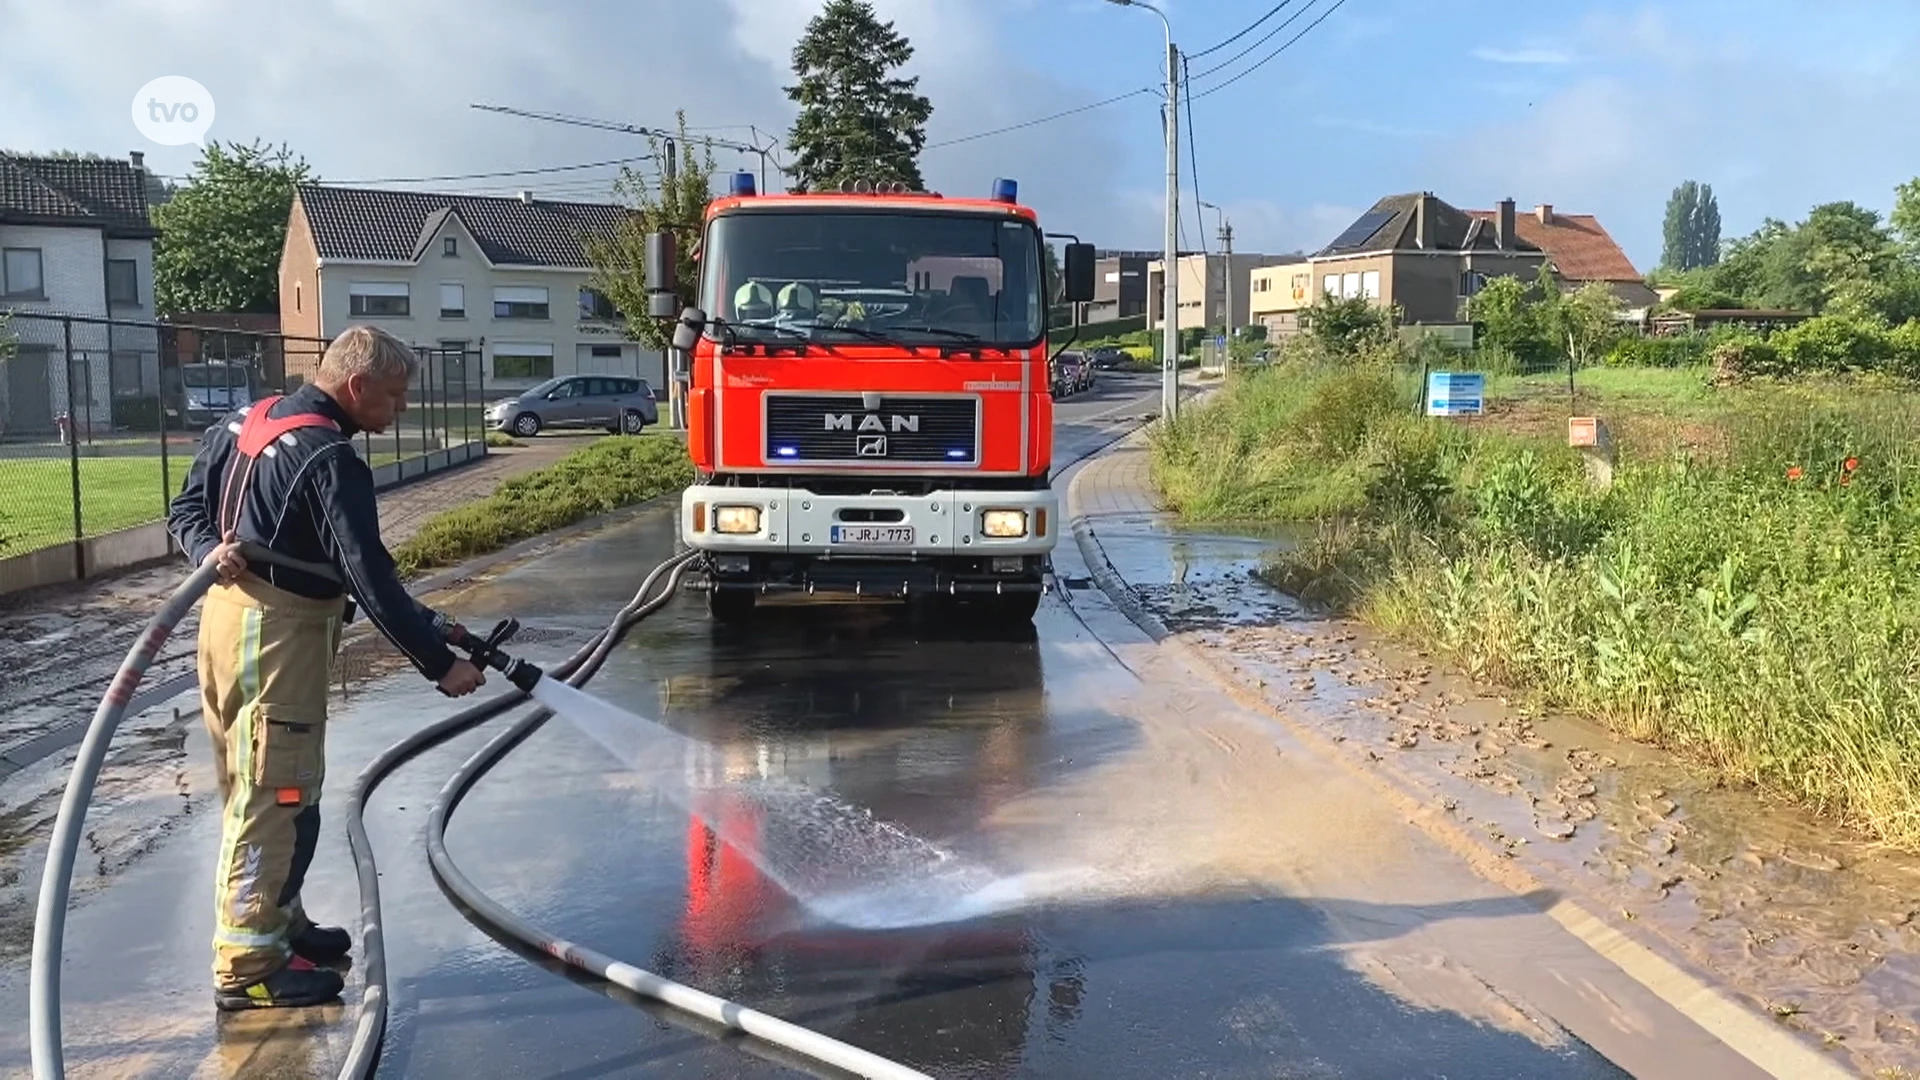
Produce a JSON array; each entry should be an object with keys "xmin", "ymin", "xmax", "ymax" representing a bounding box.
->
[{"xmin": 4, "ymin": 0, "xmax": 1918, "ymax": 274}]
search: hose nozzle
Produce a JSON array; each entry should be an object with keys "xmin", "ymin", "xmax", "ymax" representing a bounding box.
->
[{"xmin": 441, "ymin": 616, "xmax": 546, "ymax": 695}]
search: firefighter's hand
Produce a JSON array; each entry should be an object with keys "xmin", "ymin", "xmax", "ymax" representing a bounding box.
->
[
  {"xmin": 205, "ymin": 533, "xmax": 249, "ymax": 584},
  {"xmin": 437, "ymin": 659, "xmax": 487, "ymax": 697}
]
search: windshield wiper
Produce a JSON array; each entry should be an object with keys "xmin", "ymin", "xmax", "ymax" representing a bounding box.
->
[
  {"xmin": 726, "ymin": 319, "xmax": 841, "ymax": 355},
  {"xmin": 887, "ymin": 325, "xmax": 984, "ymax": 341}
]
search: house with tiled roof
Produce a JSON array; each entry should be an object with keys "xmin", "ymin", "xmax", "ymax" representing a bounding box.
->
[
  {"xmin": 1, "ymin": 150, "xmax": 159, "ymax": 435},
  {"xmin": 1463, "ymin": 202, "xmax": 1659, "ymax": 314},
  {"xmin": 279, "ymin": 184, "xmax": 659, "ymax": 391},
  {"xmin": 1249, "ymin": 192, "xmax": 1652, "ymax": 335}
]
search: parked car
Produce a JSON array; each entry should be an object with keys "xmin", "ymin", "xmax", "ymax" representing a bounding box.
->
[
  {"xmin": 1049, "ymin": 355, "xmax": 1075, "ymax": 397},
  {"xmin": 488, "ymin": 375, "xmax": 659, "ymax": 437},
  {"xmin": 1056, "ymin": 352, "xmax": 1092, "ymax": 394},
  {"xmin": 1088, "ymin": 345, "xmax": 1129, "ymax": 370},
  {"xmin": 178, "ymin": 361, "xmax": 255, "ymax": 427}
]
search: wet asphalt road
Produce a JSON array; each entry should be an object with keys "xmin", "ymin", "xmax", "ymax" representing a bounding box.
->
[{"xmin": 0, "ymin": 374, "xmax": 1766, "ymax": 1079}]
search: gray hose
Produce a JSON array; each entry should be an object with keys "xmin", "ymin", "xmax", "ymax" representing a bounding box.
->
[
  {"xmin": 29, "ymin": 558, "xmax": 224, "ymax": 1079},
  {"xmin": 423, "ymin": 555, "xmax": 933, "ymax": 1079}
]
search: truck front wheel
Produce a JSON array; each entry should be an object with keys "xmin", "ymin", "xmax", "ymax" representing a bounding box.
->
[{"xmin": 966, "ymin": 588, "xmax": 1041, "ymax": 625}]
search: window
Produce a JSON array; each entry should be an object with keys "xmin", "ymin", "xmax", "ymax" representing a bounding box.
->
[
  {"xmin": 1361, "ymin": 270, "xmax": 1381, "ymax": 301},
  {"xmin": 1342, "ymin": 272, "xmax": 1360, "ymax": 299},
  {"xmin": 579, "ymin": 287, "xmax": 618, "ymax": 320},
  {"xmin": 492, "ymin": 342, "xmax": 554, "ymax": 381},
  {"xmin": 494, "ymin": 285, "xmax": 549, "ymax": 319},
  {"xmin": 440, "ymin": 282, "xmax": 465, "ymax": 318},
  {"xmin": 107, "ymin": 259, "xmax": 139, "ymax": 306},
  {"xmin": 294, "ymin": 282, "xmax": 301, "ymax": 313},
  {"xmin": 1323, "ymin": 274, "xmax": 1339, "ymax": 296},
  {"xmin": 3, "ymin": 248, "xmax": 44, "ymax": 298},
  {"xmin": 443, "ymin": 236, "xmax": 458, "ymax": 257},
  {"xmin": 349, "ymin": 281, "xmax": 409, "ymax": 316},
  {"xmin": 1460, "ymin": 270, "xmax": 1488, "ymax": 297},
  {"xmin": 590, "ymin": 344, "xmax": 623, "ymax": 358}
]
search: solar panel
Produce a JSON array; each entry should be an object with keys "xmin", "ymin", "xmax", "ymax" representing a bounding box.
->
[{"xmin": 1324, "ymin": 209, "xmax": 1395, "ymax": 252}]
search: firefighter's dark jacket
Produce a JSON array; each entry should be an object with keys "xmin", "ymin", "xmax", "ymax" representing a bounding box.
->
[{"xmin": 167, "ymin": 383, "xmax": 458, "ymax": 683}]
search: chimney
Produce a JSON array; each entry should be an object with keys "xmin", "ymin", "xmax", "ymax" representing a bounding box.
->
[
  {"xmin": 1497, "ymin": 197, "xmax": 1516, "ymax": 251},
  {"xmin": 129, "ymin": 150, "xmax": 145, "ymax": 172},
  {"xmin": 518, "ymin": 189, "xmax": 533, "ymax": 203},
  {"xmin": 1536, "ymin": 203, "xmax": 1553, "ymax": 225},
  {"xmin": 1414, "ymin": 192, "xmax": 1434, "ymax": 249}
]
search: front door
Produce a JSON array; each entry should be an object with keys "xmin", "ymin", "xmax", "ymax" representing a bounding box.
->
[{"xmin": 4, "ymin": 345, "xmax": 55, "ymax": 437}]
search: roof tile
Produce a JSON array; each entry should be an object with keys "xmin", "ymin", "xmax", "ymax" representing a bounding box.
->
[
  {"xmin": 1463, "ymin": 207, "xmax": 1641, "ymax": 282},
  {"xmin": 0, "ymin": 154, "xmax": 154, "ymax": 233},
  {"xmin": 295, "ymin": 184, "xmax": 629, "ymax": 267}
]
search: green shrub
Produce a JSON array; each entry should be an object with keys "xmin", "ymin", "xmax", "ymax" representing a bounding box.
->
[
  {"xmin": 1773, "ymin": 314, "xmax": 1891, "ymax": 374},
  {"xmin": 393, "ymin": 435, "xmax": 692, "ymax": 577},
  {"xmin": 1604, "ymin": 334, "xmax": 1711, "ymax": 368}
]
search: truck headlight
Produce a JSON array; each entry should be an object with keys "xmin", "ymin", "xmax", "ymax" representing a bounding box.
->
[
  {"xmin": 714, "ymin": 505, "xmax": 763, "ymax": 534},
  {"xmin": 981, "ymin": 509, "xmax": 1028, "ymax": 538}
]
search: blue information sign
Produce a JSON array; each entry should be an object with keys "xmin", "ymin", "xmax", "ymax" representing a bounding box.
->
[{"xmin": 1426, "ymin": 371, "xmax": 1485, "ymax": 417}]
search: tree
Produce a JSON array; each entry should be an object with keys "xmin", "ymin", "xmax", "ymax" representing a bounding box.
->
[
  {"xmin": 584, "ymin": 112, "xmax": 719, "ymax": 353},
  {"xmin": 1661, "ymin": 180, "xmax": 1722, "ymax": 271},
  {"xmin": 152, "ymin": 140, "xmax": 310, "ymax": 316},
  {"xmin": 1543, "ymin": 280, "xmax": 1627, "ymax": 372},
  {"xmin": 784, "ymin": 0, "xmax": 934, "ymax": 193},
  {"xmin": 1890, "ymin": 177, "xmax": 1920, "ymax": 256}
]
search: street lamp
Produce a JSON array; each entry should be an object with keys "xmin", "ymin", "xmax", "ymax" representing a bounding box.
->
[{"xmin": 1106, "ymin": 0, "xmax": 1180, "ymax": 421}]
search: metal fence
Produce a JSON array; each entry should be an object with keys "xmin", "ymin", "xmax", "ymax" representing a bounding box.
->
[{"xmin": 0, "ymin": 311, "xmax": 489, "ymax": 566}]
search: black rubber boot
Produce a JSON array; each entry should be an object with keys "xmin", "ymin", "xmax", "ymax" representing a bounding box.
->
[
  {"xmin": 291, "ymin": 924, "xmax": 352, "ymax": 964},
  {"xmin": 214, "ymin": 957, "xmax": 344, "ymax": 1011}
]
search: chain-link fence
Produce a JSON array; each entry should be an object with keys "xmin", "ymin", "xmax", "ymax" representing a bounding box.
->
[{"xmin": 0, "ymin": 311, "xmax": 488, "ymax": 572}]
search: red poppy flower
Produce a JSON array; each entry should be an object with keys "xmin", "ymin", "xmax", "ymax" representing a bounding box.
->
[
  {"xmin": 1844, "ymin": 457, "xmax": 1859, "ymax": 472},
  {"xmin": 1786, "ymin": 466, "xmax": 1804, "ymax": 481}
]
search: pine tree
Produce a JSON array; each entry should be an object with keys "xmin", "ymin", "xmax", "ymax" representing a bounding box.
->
[
  {"xmin": 1662, "ymin": 181, "xmax": 1699, "ymax": 271},
  {"xmin": 784, "ymin": 0, "xmax": 934, "ymax": 193},
  {"xmin": 1691, "ymin": 183, "xmax": 1722, "ymax": 269}
]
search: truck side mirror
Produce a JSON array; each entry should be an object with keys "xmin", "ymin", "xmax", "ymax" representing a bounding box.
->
[
  {"xmin": 672, "ymin": 307, "xmax": 707, "ymax": 352},
  {"xmin": 645, "ymin": 231, "xmax": 679, "ymax": 319},
  {"xmin": 1062, "ymin": 243, "xmax": 1096, "ymax": 304}
]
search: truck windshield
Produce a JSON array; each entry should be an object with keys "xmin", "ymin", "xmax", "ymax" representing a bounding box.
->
[{"xmin": 699, "ymin": 209, "xmax": 1045, "ymax": 350}]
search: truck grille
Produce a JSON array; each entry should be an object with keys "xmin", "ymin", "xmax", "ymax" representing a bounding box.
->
[{"xmin": 763, "ymin": 394, "xmax": 979, "ymax": 465}]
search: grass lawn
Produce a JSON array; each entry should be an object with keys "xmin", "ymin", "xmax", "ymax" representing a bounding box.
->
[{"xmin": 0, "ymin": 447, "xmax": 424, "ymax": 557}]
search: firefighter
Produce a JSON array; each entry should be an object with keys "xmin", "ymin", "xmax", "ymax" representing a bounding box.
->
[{"xmin": 166, "ymin": 325, "xmax": 487, "ymax": 1011}]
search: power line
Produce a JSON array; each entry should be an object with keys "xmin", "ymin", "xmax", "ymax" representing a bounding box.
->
[
  {"xmin": 328, "ymin": 155, "xmax": 655, "ymax": 186},
  {"xmin": 1188, "ymin": 0, "xmax": 1318, "ymax": 84},
  {"xmin": 1182, "ymin": 57, "xmax": 1208, "ymax": 260},
  {"xmin": 921, "ymin": 88, "xmax": 1156, "ymax": 153},
  {"xmin": 1191, "ymin": 0, "xmax": 1351, "ymax": 101},
  {"xmin": 1188, "ymin": 0, "xmax": 1301, "ymax": 60}
]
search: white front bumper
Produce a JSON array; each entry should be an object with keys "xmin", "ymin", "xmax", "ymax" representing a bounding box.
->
[{"xmin": 681, "ymin": 485, "xmax": 1058, "ymax": 557}]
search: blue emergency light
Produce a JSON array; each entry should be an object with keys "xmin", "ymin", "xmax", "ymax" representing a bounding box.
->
[
  {"xmin": 991, "ymin": 177, "xmax": 1017, "ymax": 204},
  {"xmin": 730, "ymin": 171, "xmax": 757, "ymax": 197}
]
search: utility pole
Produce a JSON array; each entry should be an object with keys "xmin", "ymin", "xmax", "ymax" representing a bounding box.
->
[
  {"xmin": 1161, "ymin": 38, "xmax": 1180, "ymax": 421},
  {"xmin": 1218, "ymin": 216, "xmax": 1233, "ymax": 375},
  {"xmin": 663, "ymin": 137, "xmax": 686, "ymax": 432},
  {"xmin": 1107, "ymin": 0, "xmax": 1179, "ymax": 421}
]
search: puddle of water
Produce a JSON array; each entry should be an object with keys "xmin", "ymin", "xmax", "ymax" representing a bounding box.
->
[
  {"xmin": 1095, "ymin": 515, "xmax": 1309, "ymax": 630},
  {"xmin": 530, "ymin": 677, "xmax": 1091, "ymax": 933}
]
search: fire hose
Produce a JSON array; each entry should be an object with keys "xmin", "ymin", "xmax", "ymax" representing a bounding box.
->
[{"xmin": 30, "ymin": 542, "xmax": 930, "ymax": 1079}]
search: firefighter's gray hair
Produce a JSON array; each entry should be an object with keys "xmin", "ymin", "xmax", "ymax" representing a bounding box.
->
[{"xmin": 318, "ymin": 324, "xmax": 418, "ymax": 384}]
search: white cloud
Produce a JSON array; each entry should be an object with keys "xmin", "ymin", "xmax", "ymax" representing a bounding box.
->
[
  {"xmin": 1472, "ymin": 47, "xmax": 1574, "ymax": 66},
  {"xmin": 1427, "ymin": 5, "xmax": 1920, "ymax": 271}
]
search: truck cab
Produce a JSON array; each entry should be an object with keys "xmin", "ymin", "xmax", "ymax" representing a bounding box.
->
[{"xmin": 645, "ymin": 174, "xmax": 1095, "ymax": 625}]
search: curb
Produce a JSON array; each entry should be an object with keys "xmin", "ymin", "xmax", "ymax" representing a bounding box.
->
[{"xmin": 1062, "ymin": 437, "xmax": 1854, "ymax": 1080}]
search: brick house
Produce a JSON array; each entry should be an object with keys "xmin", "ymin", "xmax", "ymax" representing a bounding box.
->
[
  {"xmin": 279, "ymin": 185, "xmax": 657, "ymax": 393},
  {"xmin": 1463, "ymin": 202, "xmax": 1659, "ymax": 316},
  {"xmin": 0, "ymin": 151, "xmax": 159, "ymax": 436}
]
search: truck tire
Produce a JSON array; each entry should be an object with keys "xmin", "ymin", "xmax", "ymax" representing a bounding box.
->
[
  {"xmin": 707, "ymin": 587, "xmax": 755, "ymax": 623},
  {"xmin": 960, "ymin": 588, "xmax": 1040, "ymax": 625}
]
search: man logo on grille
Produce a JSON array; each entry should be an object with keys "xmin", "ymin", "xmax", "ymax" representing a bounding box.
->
[{"xmin": 856, "ymin": 434, "xmax": 888, "ymax": 457}]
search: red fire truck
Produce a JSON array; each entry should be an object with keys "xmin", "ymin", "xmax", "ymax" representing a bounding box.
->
[{"xmin": 645, "ymin": 173, "xmax": 1095, "ymax": 625}]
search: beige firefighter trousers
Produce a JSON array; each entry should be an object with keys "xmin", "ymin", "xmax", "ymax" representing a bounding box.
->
[{"xmin": 197, "ymin": 575, "xmax": 344, "ymax": 989}]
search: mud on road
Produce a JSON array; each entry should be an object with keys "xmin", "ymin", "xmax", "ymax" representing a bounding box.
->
[{"xmin": 1102, "ymin": 512, "xmax": 1920, "ymax": 1079}]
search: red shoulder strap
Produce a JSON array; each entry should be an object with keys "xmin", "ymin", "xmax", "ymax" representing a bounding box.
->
[{"xmin": 236, "ymin": 394, "xmax": 340, "ymax": 457}]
